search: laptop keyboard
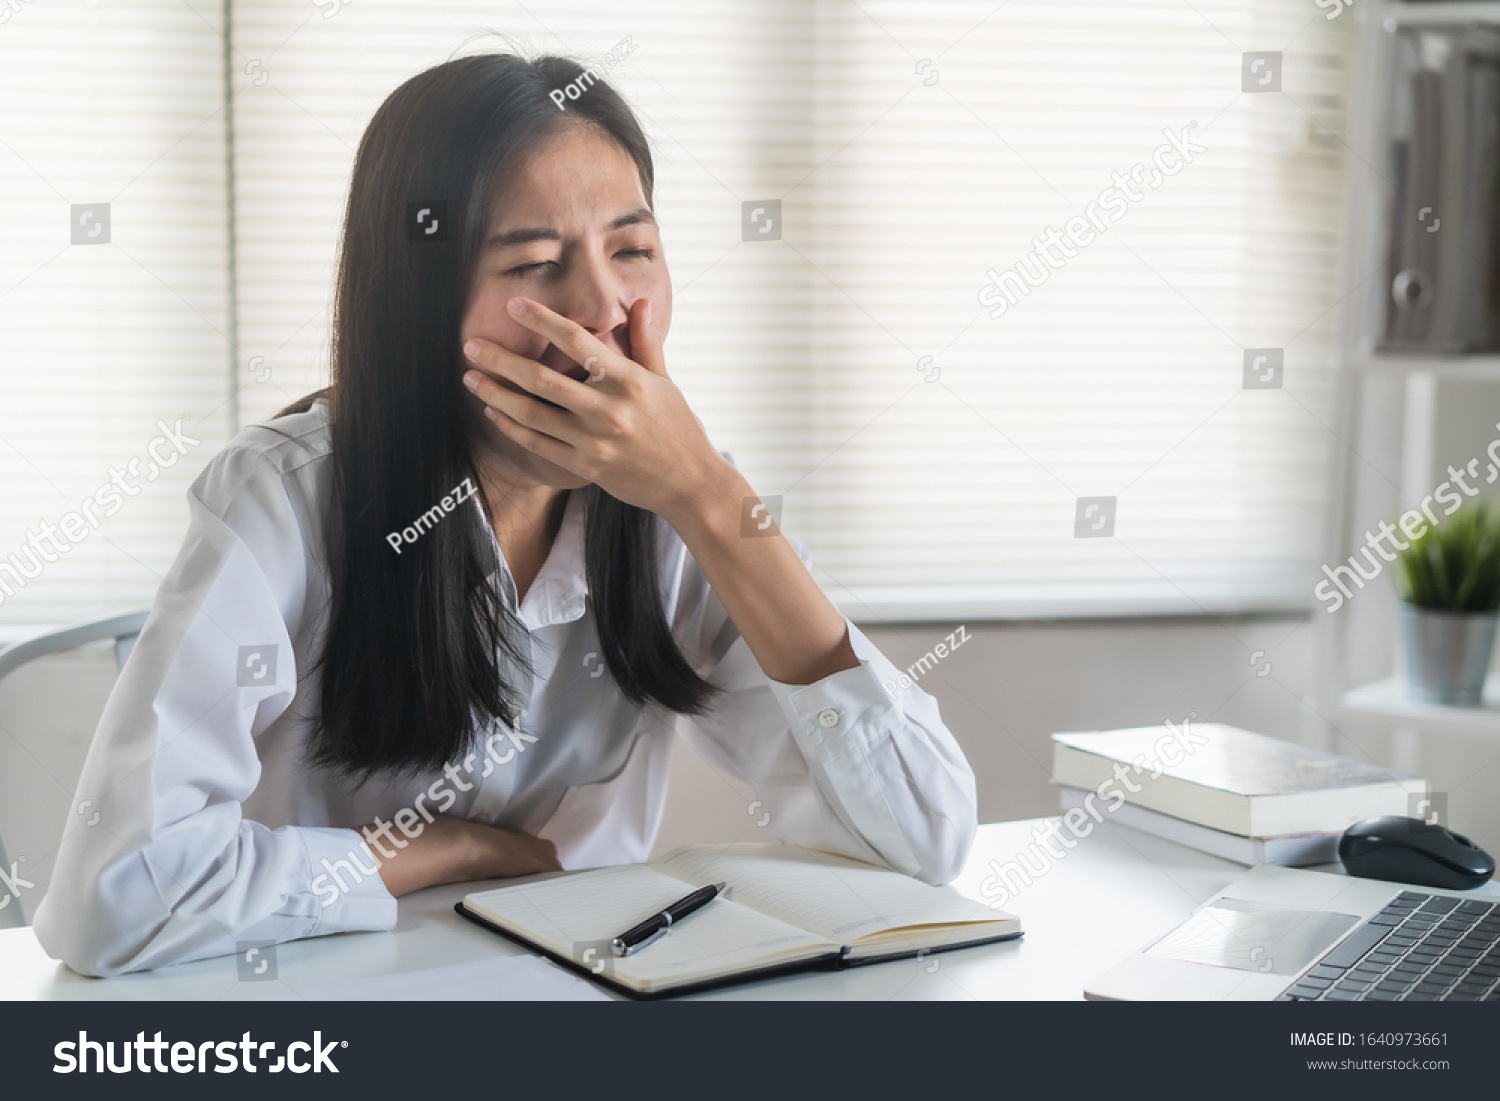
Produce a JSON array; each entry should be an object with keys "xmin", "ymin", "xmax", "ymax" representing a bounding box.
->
[{"xmin": 1277, "ymin": 891, "xmax": 1500, "ymax": 1001}]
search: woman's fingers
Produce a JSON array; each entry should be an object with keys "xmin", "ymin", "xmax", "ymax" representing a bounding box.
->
[
  {"xmin": 628, "ymin": 297, "xmax": 668, "ymax": 377},
  {"xmin": 463, "ymin": 335, "xmax": 594, "ymax": 414},
  {"xmin": 484, "ymin": 404, "xmax": 586, "ymax": 475},
  {"xmin": 463, "ymin": 367, "xmax": 584, "ymax": 448},
  {"xmin": 505, "ymin": 297, "xmax": 634, "ymax": 384}
]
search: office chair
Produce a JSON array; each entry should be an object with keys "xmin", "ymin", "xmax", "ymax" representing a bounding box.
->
[{"xmin": 0, "ymin": 610, "xmax": 148, "ymax": 928}]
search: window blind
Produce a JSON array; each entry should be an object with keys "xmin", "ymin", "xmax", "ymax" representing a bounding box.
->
[
  {"xmin": 1, "ymin": 0, "xmax": 1351, "ymax": 635},
  {"xmin": 229, "ymin": 0, "xmax": 1350, "ymax": 621},
  {"xmin": 0, "ymin": 0, "xmax": 232, "ymax": 639},
  {"xmin": 798, "ymin": 1, "xmax": 1349, "ymax": 619}
]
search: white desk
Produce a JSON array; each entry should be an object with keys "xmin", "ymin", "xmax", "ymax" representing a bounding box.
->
[{"xmin": 0, "ymin": 818, "xmax": 1276, "ymax": 1001}]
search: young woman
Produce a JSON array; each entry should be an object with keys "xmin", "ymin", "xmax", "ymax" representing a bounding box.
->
[{"xmin": 33, "ymin": 54, "xmax": 977, "ymax": 977}]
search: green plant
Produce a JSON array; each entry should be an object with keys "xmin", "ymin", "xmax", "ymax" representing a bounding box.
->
[{"xmin": 1396, "ymin": 502, "xmax": 1500, "ymax": 612}]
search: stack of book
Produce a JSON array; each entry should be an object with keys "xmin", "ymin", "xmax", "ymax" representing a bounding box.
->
[{"xmin": 1051, "ymin": 724, "xmax": 1427, "ymax": 867}]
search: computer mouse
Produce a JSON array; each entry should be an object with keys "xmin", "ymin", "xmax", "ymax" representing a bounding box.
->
[{"xmin": 1339, "ymin": 816, "xmax": 1495, "ymax": 891}]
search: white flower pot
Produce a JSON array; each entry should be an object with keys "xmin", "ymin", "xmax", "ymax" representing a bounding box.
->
[{"xmin": 1397, "ymin": 602, "xmax": 1499, "ymax": 706}]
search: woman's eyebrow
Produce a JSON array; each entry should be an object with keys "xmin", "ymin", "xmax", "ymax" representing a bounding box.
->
[
  {"xmin": 484, "ymin": 227, "xmax": 559, "ymax": 250},
  {"xmin": 610, "ymin": 208, "xmax": 656, "ymax": 230}
]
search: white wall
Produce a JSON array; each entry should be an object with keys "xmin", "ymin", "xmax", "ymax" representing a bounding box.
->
[
  {"xmin": 655, "ymin": 617, "xmax": 1500, "ymax": 864},
  {"xmin": 0, "ymin": 643, "xmax": 115, "ymax": 921},
  {"xmin": 652, "ymin": 615, "xmax": 1321, "ymax": 856}
]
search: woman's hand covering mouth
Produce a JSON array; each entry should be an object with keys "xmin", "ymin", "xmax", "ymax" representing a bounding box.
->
[{"xmin": 538, "ymin": 323, "xmax": 632, "ymax": 383}]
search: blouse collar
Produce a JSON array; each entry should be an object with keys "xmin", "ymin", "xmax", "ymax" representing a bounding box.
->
[{"xmin": 473, "ymin": 486, "xmax": 589, "ymax": 632}]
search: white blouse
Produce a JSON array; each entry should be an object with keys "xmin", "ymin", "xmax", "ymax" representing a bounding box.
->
[{"xmin": 32, "ymin": 401, "xmax": 978, "ymax": 977}]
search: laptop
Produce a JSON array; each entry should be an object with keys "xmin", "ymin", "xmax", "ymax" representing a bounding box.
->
[{"xmin": 1085, "ymin": 864, "xmax": 1500, "ymax": 1001}]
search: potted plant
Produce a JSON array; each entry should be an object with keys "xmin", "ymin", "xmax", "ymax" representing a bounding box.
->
[{"xmin": 1394, "ymin": 502, "xmax": 1500, "ymax": 705}]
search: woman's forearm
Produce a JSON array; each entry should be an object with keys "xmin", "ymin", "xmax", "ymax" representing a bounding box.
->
[
  {"xmin": 664, "ymin": 461, "xmax": 858, "ymax": 686},
  {"xmin": 357, "ymin": 817, "xmax": 560, "ymax": 897}
]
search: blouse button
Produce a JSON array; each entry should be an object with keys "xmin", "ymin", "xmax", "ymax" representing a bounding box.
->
[{"xmin": 816, "ymin": 708, "xmax": 840, "ymax": 729}]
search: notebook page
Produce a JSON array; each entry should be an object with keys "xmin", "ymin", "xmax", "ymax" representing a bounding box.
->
[
  {"xmin": 465, "ymin": 865, "xmax": 832, "ymax": 989},
  {"xmin": 654, "ymin": 844, "xmax": 1008, "ymax": 945}
]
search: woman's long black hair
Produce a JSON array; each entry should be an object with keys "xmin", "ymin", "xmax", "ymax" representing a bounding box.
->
[{"xmin": 287, "ymin": 54, "xmax": 718, "ymax": 780}]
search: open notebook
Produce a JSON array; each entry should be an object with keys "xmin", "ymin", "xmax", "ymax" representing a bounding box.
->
[{"xmin": 456, "ymin": 843, "xmax": 1022, "ymax": 997}]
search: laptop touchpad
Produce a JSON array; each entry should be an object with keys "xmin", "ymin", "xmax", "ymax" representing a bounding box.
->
[{"xmin": 1146, "ymin": 898, "xmax": 1359, "ymax": 977}]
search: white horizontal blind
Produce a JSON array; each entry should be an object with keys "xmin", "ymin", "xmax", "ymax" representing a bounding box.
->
[
  {"xmin": 797, "ymin": 0, "xmax": 1348, "ymax": 619},
  {"xmin": 0, "ymin": 1, "xmax": 232, "ymax": 640},
  {"xmin": 230, "ymin": 0, "xmax": 1348, "ymax": 620}
]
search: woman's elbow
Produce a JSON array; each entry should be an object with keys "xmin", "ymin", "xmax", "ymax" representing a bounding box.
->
[
  {"xmin": 913, "ymin": 809, "xmax": 978, "ymax": 886},
  {"xmin": 905, "ymin": 762, "xmax": 979, "ymax": 885},
  {"xmin": 31, "ymin": 853, "xmax": 170, "ymax": 978},
  {"xmin": 32, "ymin": 891, "xmax": 129, "ymax": 978}
]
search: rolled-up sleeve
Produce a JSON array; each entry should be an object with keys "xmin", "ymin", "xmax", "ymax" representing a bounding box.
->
[
  {"xmin": 669, "ymin": 532, "xmax": 978, "ymax": 885},
  {"xmin": 31, "ymin": 443, "xmax": 396, "ymax": 977}
]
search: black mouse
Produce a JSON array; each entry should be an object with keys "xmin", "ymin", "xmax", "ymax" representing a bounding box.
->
[{"xmin": 1339, "ymin": 816, "xmax": 1495, "ymax": 891}]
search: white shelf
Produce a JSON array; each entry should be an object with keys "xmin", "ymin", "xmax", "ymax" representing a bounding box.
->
[
  {"xmin": 1340, "ymin": 674, "xmax": 1500, "ymax": 738},
  {"xmin": 1386, "ymin": 2, "xmax": 1500, "ymax": 25},
  {"xmin": 1354, "ymin": 354, "xmax": 1500, "ymax": 382}
]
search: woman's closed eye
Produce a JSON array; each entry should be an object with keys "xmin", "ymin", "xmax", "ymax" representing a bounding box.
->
[
  {"xmin": 503, "ymin": 247, "xmax": 654, "ymax": 279},
  {"xmin": 504, "ymin": 260, "xmax": 557, "ymax": 278}
]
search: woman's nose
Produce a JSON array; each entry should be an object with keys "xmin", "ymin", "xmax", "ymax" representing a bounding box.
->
[{"xmin": 559, "ymin": 256, "xmax": 628, "ymax": 336}]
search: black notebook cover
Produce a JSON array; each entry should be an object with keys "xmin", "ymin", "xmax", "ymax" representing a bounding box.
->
[{"xmin": 453, "ymin": 901, "xmax": 1023, "ymax": 999}]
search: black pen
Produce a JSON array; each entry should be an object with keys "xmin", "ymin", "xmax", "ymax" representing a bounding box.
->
[{"xmin": 609, "ymin": 881, "xmax": 727, "ymax": 957}]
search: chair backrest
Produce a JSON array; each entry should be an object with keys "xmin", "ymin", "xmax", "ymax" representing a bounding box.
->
[{"xmin": 0, "ymin": 610, "xmax": 148, "ymax": 929}]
